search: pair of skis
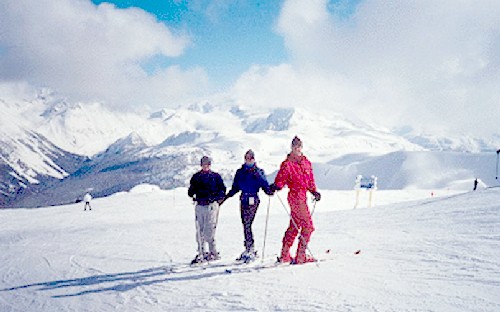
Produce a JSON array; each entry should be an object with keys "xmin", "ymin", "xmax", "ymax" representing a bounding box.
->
[
  {"xmin": 225, "ymin": 253, "xmax": 333, "ymax": 274},
  {"xmin": 194, "ymin": 249, "xmax": 360, "ymax": 274},
  {"xmin": 225, "ymin": 249, "xmax": 361, "ymax": 274}
]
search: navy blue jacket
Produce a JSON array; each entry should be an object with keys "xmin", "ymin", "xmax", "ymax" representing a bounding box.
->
[
  {"xmin": 227, "ymin": 163, "xmax": 272, "ymax": 202},
  {"xmin": 188, "ymin": 170, "xmax": 226, "ymax": 205}
]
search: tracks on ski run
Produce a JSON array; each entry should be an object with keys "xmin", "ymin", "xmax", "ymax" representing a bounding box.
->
[{"xmin": 165, "ymin": 256, "xmax": 336, "ymax": 278}]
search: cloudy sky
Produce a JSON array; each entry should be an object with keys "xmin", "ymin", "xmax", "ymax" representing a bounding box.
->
[{"xmin": 1, "ymin": 0, "xmax": 499, "ymax": 138}]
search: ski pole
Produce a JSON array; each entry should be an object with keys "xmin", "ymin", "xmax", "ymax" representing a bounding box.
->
[
  {"xmin": 261, "ymin": 196, "xmax": 271, "ymax": 263},
  {"xmin": 276, "ymin": 193, "xmax": 318, "ymax": 266},
  {"xmin": 496, "ymin": 149, "xmax": 500, "ymax": 180},
  {"xmin": 311, "ymin": 198, "xmax": 318, "ymax": 217}
]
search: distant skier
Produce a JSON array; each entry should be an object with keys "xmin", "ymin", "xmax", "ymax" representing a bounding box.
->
[
  {"xmin": 271, "ymin": 136, "xmax": 321, "ymax": 264},
  {"xmin": 225, "ymin": 149, "xmax": 274, "ymax": 262},
  {"xmin": 83, "ymin": 192, "xmax": 92, "ymax": 211},
  {"xmin": 473, "ymin": 178, "xmax": 478, "ymax": 191},
  {"xmin": 188, "ymin": 156, "xmax": 226, "ymax": 264}
]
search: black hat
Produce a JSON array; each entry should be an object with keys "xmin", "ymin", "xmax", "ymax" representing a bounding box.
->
[
  {"xmin": 291, "ymin": 136, "xmax": 303, "ymax": 147},
  {"xmin": 245, "ymin": 149, "xmax": 255, "ymax": 159},
  {"xmin": 200, "ymin": 156, "xmax": 212, "ymax": 165}
]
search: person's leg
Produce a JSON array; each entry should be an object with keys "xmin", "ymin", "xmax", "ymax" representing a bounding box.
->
[
  {"xmin": 241, "ymin": 200, "xmax": 259, "ymax": 252},
  {"xmin": 205, "ymin": 202, "xmax": 220, "ymax": 259},
  {"xmin": 294, "ymin": 200, "xmax": 315, "ymax": 263},
  {"xmin": 280, "ymin": 213, "xmax": 299, "ymax": 263},
  {"xmin": 239, "ymin": 203, "xmax": 248, "ymax": 249},
  {"xmin": 195, "ymin": 205, "xmax": 204, "ymax": 254}
]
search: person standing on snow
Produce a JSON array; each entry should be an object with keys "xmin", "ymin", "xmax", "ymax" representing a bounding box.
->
[
  {"xmin": 188, "ymin": 156, "xmax": 226, "ymax": 264},
  {"xmin": 83, "ymin": 192, "xmax": 92, "ymax": 211},
  {"xmin": 225, "ymin": 149, "xmax": 274, "ymax": 262},
  {"xmin": 270, "ymin": 136, "xmax": 321, "ymax": 264}
]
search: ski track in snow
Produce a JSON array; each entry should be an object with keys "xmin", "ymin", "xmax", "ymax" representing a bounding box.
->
[{"xmin": 0, "ymin": 188, "xmax": 499, "ymax": 311}]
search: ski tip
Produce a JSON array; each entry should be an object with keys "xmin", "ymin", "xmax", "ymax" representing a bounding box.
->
[{"xmin": 354, "ymin": 250, "xmax": 361, "ymax": 255}]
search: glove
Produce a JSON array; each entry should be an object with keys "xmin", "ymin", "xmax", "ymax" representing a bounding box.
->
[
  {"xmin": 311, "ymin": 191, "xmax": 321, "ymax": 202},
  {"xmin": 264, "ymin": 188, "xmax": 275, "ymax": 196},
  {"xmin": 217, "ymin": 195, "xmax": 227, "ymax": 206},
  {"xmin": 270, "ymin": 183, "xmax": 281, "ymax": 192}
]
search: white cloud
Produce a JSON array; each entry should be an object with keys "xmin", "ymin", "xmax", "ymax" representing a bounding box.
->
[
  {"xmin": 1, "ymin": 0, "xmax": 499, "ymax": 139},
  {"xmin": 232, "ymin": 64, "xmax": 356, "ymax": 110},
  {"xmin": 0, "ymin": 0, "xmax": 208, "ymax": 109},
  {"xmin": 232, "ymin": 0, "xmax": 500, "ymax": 138}
]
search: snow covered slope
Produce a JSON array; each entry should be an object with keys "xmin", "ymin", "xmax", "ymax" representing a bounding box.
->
[
  {"xmin": 0, "ymin": 187, "xmax": 498, "ymax": 311},
  {"xmin": 313, "ymin": 151, "xmax": 497, "ymax": 190}
]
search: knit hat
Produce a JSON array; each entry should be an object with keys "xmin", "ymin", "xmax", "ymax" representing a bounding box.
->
[
  {"xmin": 245, "ymin": 149, "xmax": 255, "ymax": 160},
  {"xmin": 291, "ymin": 136, "xmax": 303, "ymax": 148},
  {"xmin": 200, "ymin": 156, "xmax": 212, "ymax": 166}
]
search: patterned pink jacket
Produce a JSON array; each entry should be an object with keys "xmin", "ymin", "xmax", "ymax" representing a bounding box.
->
[{"xmin": 274, "ymin": 153, "xmax": 317, "ymax": 199}]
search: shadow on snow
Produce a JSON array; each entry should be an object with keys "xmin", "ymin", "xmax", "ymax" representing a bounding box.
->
[{"xmin": 0, "ymin": 263, "xmax": 246, "ymax": 298}]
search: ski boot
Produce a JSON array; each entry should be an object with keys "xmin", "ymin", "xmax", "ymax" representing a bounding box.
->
[
  {"xmin": 277, "ymin": 244, "xmax": 292, "ymax": 263},
  {"xmin": 237, "ymin": 246, "xmax": 257, "ymax": 263},
  {"xmin": 205, "ymin": 251, "xmax": 220, "ymax": 261},
  {"xmin": 293, "ymin": 253, "xmax": 317, "ymax": 265},
  {"xmin": 236, "ymin": 250, "xmax": 248, "ymax": 262},
  {"xmin": 242, "ymin": 250, "xmax": 258, "ymax": 263},
  {"xmin": 190, "ymin": 253, "xmax": 205, "ymax": 265}
]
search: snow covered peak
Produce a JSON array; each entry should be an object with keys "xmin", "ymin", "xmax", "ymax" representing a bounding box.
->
[
  {"xmin": 36, "ymin": 101, "xmax": 149, "ymax": 156},
  {"xmin": 102, "ymin": 132, "xmax": 148, "ymax": 155},
  {"xmin": 159, "ymin": 131, "xmax": 201, "ymax": 147},
  {"xmin": 245, "ymin": 108, "xmax": 295, "ymax": 133},
  {"xmin": 149, "ymin": 109, "xmax": 173, "ymax": 120},
  {"xmin": 187, "ymin": 101, "xmax": 215, "ymax": 113},
  {"xmin": 40, "ymin": 100, "xmax": 83, "ymax": 118}
]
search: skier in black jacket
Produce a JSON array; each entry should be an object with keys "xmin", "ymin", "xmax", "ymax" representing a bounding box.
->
[{"xmin": 188, "ymin": 156, "xmax": 226, "ymax": 264}]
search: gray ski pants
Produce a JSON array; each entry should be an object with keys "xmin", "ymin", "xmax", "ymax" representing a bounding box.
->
[{"xmin": 195, "ymin": 202, "xmax": 220, "ymax": 255}]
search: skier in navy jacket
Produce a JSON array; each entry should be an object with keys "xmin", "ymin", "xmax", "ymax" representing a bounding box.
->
[
  {"xmin": 188, "ymin": 156, "xmax": 226, "ymax": 264},
  {"xmin": 225, "ymin": 149, "xmax": 274, "ymax": 261}
]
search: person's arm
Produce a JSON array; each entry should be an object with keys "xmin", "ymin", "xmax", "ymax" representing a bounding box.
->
[
  {"xmin": 188, "ymin": 174, "xmax": 197, "ymax": 198},
  {"xmin": 215, "ymin": 173, "xmax": 227, "ymax": 203},
  {"xmin": 272, "ymin": 161, "xmax": 288, "ymax": 191},
  {"xmin": 305, "ymin": 159, "xmax": 321, "ymax": 201},
  {"xmin": 226, "ymin": 170, "xmax": 241, "ymax": 198},
  {"xmin": 258, "ymin": 168, "xmax": 273, "ymax": 195}
]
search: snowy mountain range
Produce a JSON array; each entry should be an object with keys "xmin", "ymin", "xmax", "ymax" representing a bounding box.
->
[{"xmin": 1, "ymin": 90, "xmax": 499, "ymax": 208}]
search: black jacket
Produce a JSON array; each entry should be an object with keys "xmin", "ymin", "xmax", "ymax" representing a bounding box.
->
[{"xmin": 188, "ymin": 170, "xmax": 226, "ymax": 205}]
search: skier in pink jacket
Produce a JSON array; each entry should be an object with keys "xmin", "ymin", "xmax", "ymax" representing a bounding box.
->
[{"xmin": 271, "ymin": 136, "xmax": 321, "ymax": 264}]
